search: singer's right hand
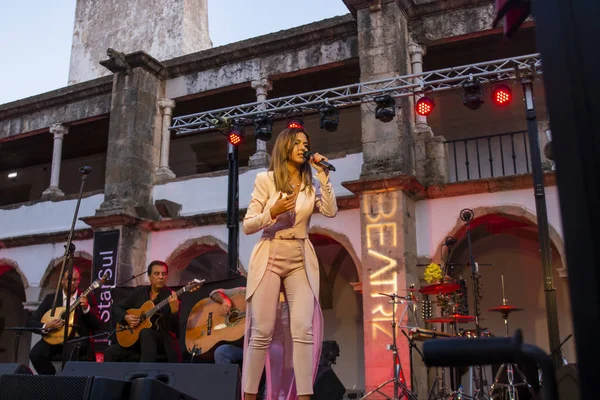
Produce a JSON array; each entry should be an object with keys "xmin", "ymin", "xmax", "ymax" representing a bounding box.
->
[
  {"xmin": 125, "ymin": 314, "xmax": 140, "ymax": 328},
  {"xmin": 45, "ymin": 318, "xmax": 64, "ymax": 331},
  {"xmin": 270, "ymin": 192, "xmax": 297, "ymax": 218}
]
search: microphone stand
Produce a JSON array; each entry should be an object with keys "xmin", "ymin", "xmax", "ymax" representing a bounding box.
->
[
  {"xmin": 5, "ymin": 327, "xmax": 44, "ymax": 363},
  {"xmin": 112, "ymin": 270, "xmax": 148, "ymax": 288},
  {"xmin": 460, "ymin": 208, "xmax": 486, "ymax": 399},
  {"xmin": 53, "ymin": 166, "xmax": 92, "ymax": 369},
  {"xmin": 401, "ymin": 329, "xmax": 425, "ymax": 397}
]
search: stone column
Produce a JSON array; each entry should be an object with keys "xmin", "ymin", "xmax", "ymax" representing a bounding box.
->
[
  {"xmin": 248, "ymin": 75, "xmax": 273, "ymax": 169},
  {"xmin": 95, "ymin": 50, "xmax": 167, "ymax": 282},
  {"xmin": 41, "ymin": 123, "xmax": 68, "ymax": 199},
  {"xmin": 358, "ymin": 2, "xmax": 413, "ymax": 180},
  {"xmin": 408, "ymin": 42, "xmax": 428, "ymax": 128},
  {"xmin": 408, "ymin": 41, "xmax": 447, "ymax": 186},
  {"xmin": 352, "ymin": 1, "xmax": 428, "ymax": 395},
  {"xmin": 156, "ymin": 98, "xmax": 176, "ymax": 181},
  {"xmin": 344, "ymin": 177, "xmax": 425, "ymax": 398},
  {"xmin": 538, "ymin": 119, "xmax": 554, "ymax": 171}
]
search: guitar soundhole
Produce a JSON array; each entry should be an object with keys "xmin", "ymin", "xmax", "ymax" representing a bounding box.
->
[{"xmin": 228, "ymin": 311, "xmax": 239, "ymax": 324}]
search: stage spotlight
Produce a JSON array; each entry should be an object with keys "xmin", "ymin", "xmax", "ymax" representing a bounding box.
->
[
  {"xmin": 319, "ymin": 104, "xmax": 339, "ymax": 132},
  {"xmin": 254, "ymin": 115, "xmax": 273, "ymax": 141},
  {"xmin": 374, "ymin": 94, "xmax": 396, "ymax": 122},
  {"xmin": 227, "ymin": 124, "xmax": 245, "ymax": 146},
  {"xmin": 463, "ymin": 79, "xmax": 484, "ymax": 110},
  {"xmin": 287, "ymin": 118, "xmax": 304, "ymax": 130},
  {"xmin": 491, "ymin": 84, "xmax": 513, "ymax": 106},
  {"xmin": 415, "ymin": 96, "xmax": 435, "ymax": 116}
]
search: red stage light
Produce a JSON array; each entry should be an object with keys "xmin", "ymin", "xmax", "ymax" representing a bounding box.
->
[
  {"xmin": 415, "ymin": 96, "xmax": 435, "ymax": 116},
  {"xmin": 287, "ymin": 118, "xmax": 304, "ymax": 130},
  {"xmin": 492, "ymin": 84, "xmax": 512, "ymax": 106},
  {"xmin": 227, "ymin": 126, "xmax": 244, "ymax": 146},
  {"xmin": 228, "ymin": 131, "xmax": 243, "ymax": 146}
]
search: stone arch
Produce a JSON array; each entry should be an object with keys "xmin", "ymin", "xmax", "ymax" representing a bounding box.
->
[
  {"xmin": 307, "ymin": 226, "xmax": 365, "ymax": 390},
  {"xmin": 0, "ymin": 258, "xmax": 28, "ymax": 363},
  {"xmin": 39, "ymin": 251, "xmax": 93, "ymax": 300},
  {"xmin": 432, "ymin": 205, "xmax": 566, "ymax": 277},
  {"xmin": 309, "ymin": 226, "xmax": 363, "ymax": 280},
  {"xmin": 165, "ymin": 236, "xmax": 239, "ymax": 286},
  {"xmin": 0, "ymin": 258, "xmax": 29, "ymax": 289}
]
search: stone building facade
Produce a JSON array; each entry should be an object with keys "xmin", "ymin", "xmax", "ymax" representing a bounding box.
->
[{"xmin": 0, "ymin": 0, "xmax": 573, "ymax": 397}]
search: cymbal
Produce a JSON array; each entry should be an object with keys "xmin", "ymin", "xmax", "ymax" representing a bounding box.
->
[
  {"xmin": 425, "ymin": 314, "xmax": 476, "ymax": 324},
  {"xmin": 488, "ymin": 305, "xmax": 524, "ymax": 313},
  {"xmin": 419, "ymin": 283, "xmax": 461, "ymax": 295}
]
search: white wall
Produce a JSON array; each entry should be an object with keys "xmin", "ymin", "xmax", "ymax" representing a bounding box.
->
[
  {"xmin": 415, "ymin": 185, "xmax": 564, "ymax": 258},
  {"xmin": 0, "ymin": 239, "xmax": 94, "ymax": 289},
  {"xmin": 153, "ymin": 152, "xmax": 363, "ymax": 216},
  {"xmin": 0, "ymin": 194, "xmax": 103, "ymax": 240}
]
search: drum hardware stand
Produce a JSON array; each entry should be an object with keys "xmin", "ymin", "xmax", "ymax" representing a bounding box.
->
[
  {"xmin": 425, "ymin": 321, "xmax": 478, "ymax": 400},
  {"xmin": 400, "ymin": 330, "xmax": 426, "ymax": 398},
  {"xmin": 489, "ymin": 276, "xmax": 534, "ymax": 400},
  {"xmin": 361, "ymin": 293, "xmax": 418, "ymax": 400},
  {"xmin": 398, "ymin": 287, "xmax": 421, "ymax": 330},
  {"xmin": 549, "ymin": 333, "xmax": 571, "ymax": 366},
  {"xmin": 460, "ymin": 209, "xmax": 489, "ymax": 400}
]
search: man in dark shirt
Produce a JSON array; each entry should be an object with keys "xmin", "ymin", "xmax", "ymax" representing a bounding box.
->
[
  {"xmin": 103, "ymin": 260, "xmax": 182, "ymax": 362},
  {"xmin": 27, "ymin": 266, "xmax": 102, "ymax": 374}
]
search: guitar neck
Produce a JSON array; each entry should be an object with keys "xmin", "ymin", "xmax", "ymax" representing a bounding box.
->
[{"xmin": 145, "ymin": 287, "xmax": 186, "ymax": 319}]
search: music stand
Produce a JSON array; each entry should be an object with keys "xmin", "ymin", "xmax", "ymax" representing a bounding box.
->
[
  {"xmin": 5, "ymin": 327, "xmax": 44, "ymax": 362},
  {"xmin": 66, "ymin": 330, "xmax": 117, "ymax": 362}
]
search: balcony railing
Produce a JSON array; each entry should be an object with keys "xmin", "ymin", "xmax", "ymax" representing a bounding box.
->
[{"xmin": 445, "ymin": 131, "xmax": 531, "ymax": 183}]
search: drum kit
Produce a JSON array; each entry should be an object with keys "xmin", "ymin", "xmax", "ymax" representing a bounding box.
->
[{"xmin": 404, "ymin": 275, "xmax": 535, "ymax": 400}]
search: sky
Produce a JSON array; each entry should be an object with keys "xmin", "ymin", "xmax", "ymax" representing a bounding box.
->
[{"xmin": 0, "ymin": 0, "xmax": 350, "ymax": 105}]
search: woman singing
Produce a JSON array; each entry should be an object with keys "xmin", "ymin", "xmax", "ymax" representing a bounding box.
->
[{"xmin": 241, "ymin": 127, "xmax": 338, "ymax": 400}]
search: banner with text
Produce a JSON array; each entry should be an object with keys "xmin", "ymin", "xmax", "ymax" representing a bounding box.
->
[{"xmin": 92, "ymin": 229, "xmax": 120, "ymax": 338}]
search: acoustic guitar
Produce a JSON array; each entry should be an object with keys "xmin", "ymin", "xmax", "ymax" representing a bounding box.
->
[
  {"xmin": 116, "ymin": 279, "xmax": 204, "ymax": 348},
  {"xmin": 185, "ymin": 292, "xmax": 246, "ymax": 355},
  {"xmin": 41, "ymin": 271, "xmax": 110, "ymax": 345}
]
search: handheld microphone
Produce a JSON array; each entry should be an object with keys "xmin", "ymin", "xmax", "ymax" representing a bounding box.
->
[
  {"xmin": 303, "ymin": 151, "xmax": 336, "ymax": 172},
  {"xmin": 79, "ymin": 166, "xmax": 92, "ymax": 175}
]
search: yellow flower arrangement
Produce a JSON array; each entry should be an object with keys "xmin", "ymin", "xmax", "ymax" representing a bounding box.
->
[{"xmin": 424, "ymin": 262, "xmax": 443, "ymax": 284}]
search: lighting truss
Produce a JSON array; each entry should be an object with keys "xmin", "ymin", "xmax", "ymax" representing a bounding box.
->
[{"xmin": 171, "ymin": 53, "xmax": 542, "ymax": 135}]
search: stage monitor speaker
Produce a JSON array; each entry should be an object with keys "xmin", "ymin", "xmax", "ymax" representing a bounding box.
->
[
  {"xmin": 557, "ymin": 363, "xmax": 579, "ymax": 400},
  {"xmin": 62, "ymin": 361, "xmax": 240, "ymax": 400},
  {"xmin": 0, "ymin": 363, "xmax": 33, "ymax": 374},
  {"xmin": 0, "ymin": 374, "xmax": 129, "ymax": 400},
  {"xmin": 313, "ymin": 366, "xmax": 345, "ymax": 400}
]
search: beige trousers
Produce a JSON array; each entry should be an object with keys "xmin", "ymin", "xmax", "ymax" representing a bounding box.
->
[{"xmin": 244, "ymin": 239, "xmax": 315, "ymax": 395}]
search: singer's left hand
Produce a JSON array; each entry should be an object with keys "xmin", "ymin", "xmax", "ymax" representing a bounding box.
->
[{"xmin": 309, "ymin": 152, "xmax": 328, "ymax": 174}]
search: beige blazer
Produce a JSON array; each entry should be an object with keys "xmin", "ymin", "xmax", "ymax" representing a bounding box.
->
[{"xmin": 243, "ymin": 170, "xmax": 338, "ymax": 300}]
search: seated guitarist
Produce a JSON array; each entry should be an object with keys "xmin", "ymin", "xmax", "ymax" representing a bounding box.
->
[
  {"xmin": 104, "ymin": 260, "xmax": 182, "ymax": 363},
  {"xmin": 26, "ymin": 266, "xmax": 102, "ymax": 375},
  {"xmin": 210, "ymin": 287, "xmax": 283, "ymax": 400},
  {"xmin": 210, "ymin": 286, "xmax": 246, "ymax": 365}
]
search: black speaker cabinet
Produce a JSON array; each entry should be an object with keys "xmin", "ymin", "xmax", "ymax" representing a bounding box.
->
[
  {"xmin": 0, "ymin": 374, "xmax": 129, "ymax": 400},
  {"xmin": 0, "ymin": 363, "xmax": 32, "ymax": 374},
  {"xmin": 62, "ymin": 362, "xmax": 240, "ymax": 400}
]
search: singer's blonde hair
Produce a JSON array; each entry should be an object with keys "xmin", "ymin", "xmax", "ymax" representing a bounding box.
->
[{"xmin": 269, "ymin": 127, "xmax": 313, "ymax": 194}]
